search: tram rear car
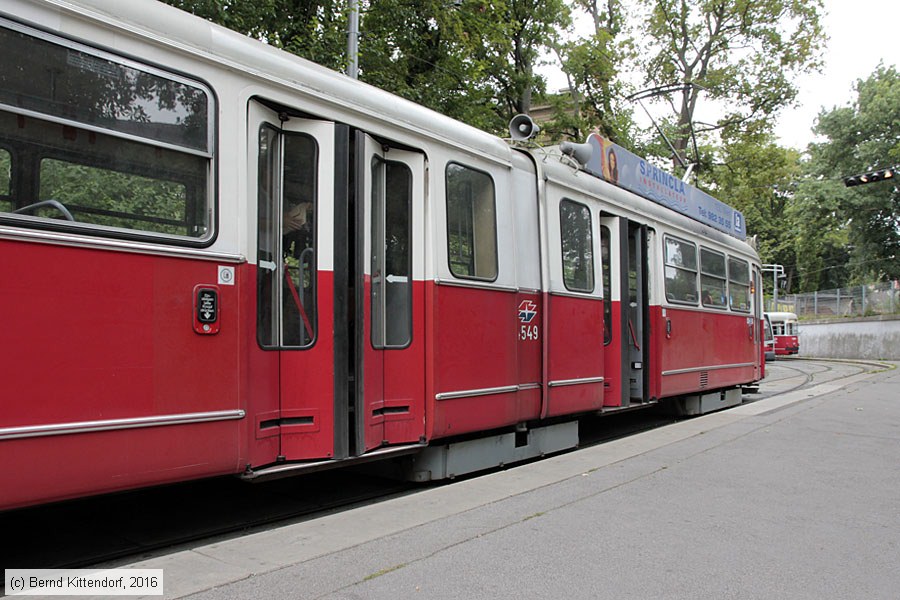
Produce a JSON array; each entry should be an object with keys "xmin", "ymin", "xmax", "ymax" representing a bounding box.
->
[
  {"xmin": 767, "ymin": 311, "xmax": 800, "ymax": 356},
  {"xmin": 0, "ymin": 0, "xmax": 763, "ymax": 511}
]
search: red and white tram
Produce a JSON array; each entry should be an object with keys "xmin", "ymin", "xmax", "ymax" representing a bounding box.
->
[
  {"xmin": 766, "ymin": 311, "xmax": 800, "ymax": 356},
  {"xmin": 0, "ymin": 0, "xmax": 765, "ymax": 511}
]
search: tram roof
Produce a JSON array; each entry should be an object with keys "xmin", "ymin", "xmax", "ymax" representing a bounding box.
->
[{"xmin": 765, "ymin": 312, "xmax": 799, "ymax": 320}]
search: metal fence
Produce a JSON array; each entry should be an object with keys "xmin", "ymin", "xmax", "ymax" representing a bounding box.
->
[{"xmin": 769, "ymin": 281, "xmax": 900, "ymax": 319}]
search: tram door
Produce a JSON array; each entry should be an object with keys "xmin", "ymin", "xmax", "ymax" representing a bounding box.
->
[
  {"xmin": 356, "ymin": 133, "xmax": 426, "ymax": 454},
  {"xmin": 626, "ymin": 223, "xmax": 650, "ymax": 401},
  {"xmin": 251, "ymin": 102, "xmax": 338, "ymax": 461},
  {"xmin": 251, "ymin": 103, "xmax": 426, "ymax": 462},
  {"xmin": 601, "ymin": 216, "xmax": 650, "ymax": 406}
]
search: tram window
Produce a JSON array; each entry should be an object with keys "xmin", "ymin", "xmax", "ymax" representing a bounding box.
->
[
  {"xmin": 664, "ymin": 236, "xmax": 698, "ymax": 304},
  {"xmin": 0, "ymin": 23, "xmax": 209, "ymax": 152},
  {"xmin": 371, "ymin": 157, "xmax": 413, "ymax": 349},
  {"xmin": 601, "ymin": 225, "xmax": 612, "ymax": 345},
  {"xmin": 559, "ymin": 199, "xmax": 594, "ymax": 293},
  {"xmin": 1, "ymin": 112, "xmax": 210, "ymax": 238},
  {"xmin": 0, "ymin": 21, "xmax": 213, "ymax": 243},
  {"xmin": 39, "ymin": 157, "xmax": 196, "ymax": 236},
  {"xmin": 446, "ymin": 163, "xmax": 497, "ymax": 280},
  {"xmin": 257, "ymin": 127, "xmax": 318, "ymax": 349},
  {"xmin": 728, "ymin": 257, "xmax": 751, "ymax": 312},
  {"xmin": 700, "ymin": 247, "xmax": 728, "ymax": 308},
  {"xmin": 0, "ymin": 148, "xmax": 10, "ymax": 212}
]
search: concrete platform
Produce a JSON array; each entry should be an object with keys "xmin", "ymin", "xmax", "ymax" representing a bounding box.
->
[{"xmin": 125, "ymin": 363, "xmax": 899, "ymax": 599}]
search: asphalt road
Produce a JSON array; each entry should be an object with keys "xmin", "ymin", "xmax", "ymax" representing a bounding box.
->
[{"xmin": 118, "ymin": 360, "xmax": 899, "ymax": 599}]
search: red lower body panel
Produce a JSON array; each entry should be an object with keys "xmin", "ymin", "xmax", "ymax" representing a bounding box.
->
[
  {"xmin": 0, "ymin": 241, "xmax": 245, "ymax": 510},
  {"xmin": 775, "ymin": 336, "xmax": 799, "ymax": 355},
  {"xmin": 546, "ymin": 294, "xmax": 604, "ymax": 416},
  {"xmin": 658, "ymin": 307, "xmax": 759, "ymax": 398},
  {"xmin": 429, "ymin": 284, "xmax": 543, "ymax": 439}
]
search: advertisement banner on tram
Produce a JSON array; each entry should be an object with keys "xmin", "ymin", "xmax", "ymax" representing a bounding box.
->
[{"xmin": 584, "ymin": 134, "xmax": 746, "ymax": 241}]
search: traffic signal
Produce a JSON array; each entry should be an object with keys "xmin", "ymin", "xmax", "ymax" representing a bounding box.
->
[{"xmin": 844, "ymin": 167, "xmax": 895, "ymax": 187}]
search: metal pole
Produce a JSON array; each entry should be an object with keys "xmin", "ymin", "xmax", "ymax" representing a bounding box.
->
[
  {"xmin": 772, "ymin": 267, "xmax": 778, "ymax": 311},
  {"xmin": 347, "ymin": 0, "xmax": 359, "ymax": 79}
]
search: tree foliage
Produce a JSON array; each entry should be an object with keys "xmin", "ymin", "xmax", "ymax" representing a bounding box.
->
[
  {"xmin": 161, "ymin": 0, "xmax": 571, "ymax": 134},
  {"xmin": 156, "ymin": 0, "xmax": 897, "ymax": 294},
  {"xmin": 358, "ymin": 0, "xmax": 503, "ymax": 131},
  {"xmin": 162, "ymin": 0, "xmax": 349, "ymax": 70},
  {"xmin": 485, "ymin": 0, "xmax": 572, "ymax": 118},
  {"xmin": 635, "ymin": 0, "xmax": 825, "ymax": 169},
  {"xmin": 706, "ymin": 125, "xmax": 802, "ymax": 290},
  {"xmin": 792, "ymin": 64, "xmax": 900, "ymax": 288},
  {"xmin": 541, "ymin": 0, "xmax": 634, "ymax": 144}
]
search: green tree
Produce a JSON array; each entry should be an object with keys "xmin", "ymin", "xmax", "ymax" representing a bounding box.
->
[
  {"xmin": 787, "ymin": 177, "xmax": 850, "ymax": 291},
  {"xmin": 546, "ymin": 0, "xmax": 635, "ymax": 144},
  {"xmin": 162, "ymin": 0, "xmax": 349, "ymax": 70},
  {"xmin": 160, "ymin": 0, "xmax": 571, "ymax": 134},
  {"xmin": 635, "ymin": 0, "xmax": 825, "ymax": 171},
  {"xmin": 793, "ymin": 64, "xmax": 900, "ymax": 287},
  {"xmin": 707, "ymin": 125, "xmax": 802, "ymax": 290},
  {"xmin": 358, "ymin": 0, "xmax": 503, "ymax": 131},
  {"xmin": 495, "ymin": 0, "xmax": 570, "ymax": 116}
]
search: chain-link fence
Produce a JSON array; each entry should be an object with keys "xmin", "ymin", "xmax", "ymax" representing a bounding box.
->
[{"xmin": 768, "ymin": 281, "xmax": 900, "ymax": 319}]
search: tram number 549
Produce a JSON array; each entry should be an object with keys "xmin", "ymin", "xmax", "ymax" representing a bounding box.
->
[{"xmin": 519, "ymin": 325, "xmax": 539, "ymax": 341}]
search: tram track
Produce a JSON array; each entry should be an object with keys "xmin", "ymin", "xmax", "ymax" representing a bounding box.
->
[
  {"xmin": 1, "ymin": 358, "xmax": 882, "ymax": 574},
  {"xmin": 748, "ymin": 357, "xmax": 883, "ymax": 401},
  {"xmin": 754, "ymin": 361, "xmax": 815, "ymax": 396}
]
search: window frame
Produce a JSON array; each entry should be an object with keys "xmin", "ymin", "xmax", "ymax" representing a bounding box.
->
[
  {"xmin": 600, "ymin": 224, "xmax": 612, "ymax": 345},
  {"xmin": 699, "ymin": 246, "xmax": 728, "ymax": 309},
  {"xmin": 0, "ymin": 144, "xmax": 12, "ymax": 212},
  {"xmin": 728, "ymin": 256, "xmax": 752, "ymax": 313},
  {"xmin": 256, "ymin": 125, "xmax": 319, "ymax": 351},
  {"xmin": 0, "ymin": 17, "xmax": 214, "ymax": 154},
  {"xmin": 663, "ymin": 234, "xmax": 699, "ymax": 306},
  {"xmin": 0, "ymin": 18, "xmax": 216, "ymax": 247},
  {"xmin": 559, "ymin": 198, "xmax": 595, "ymax": 294},
  {"xmin": 371, "ymin": 155, "xmax": 414, "ymax": 350},
  {"xmin": 445, "ymin": 161, "xmax": 498, "ymax": 282}
]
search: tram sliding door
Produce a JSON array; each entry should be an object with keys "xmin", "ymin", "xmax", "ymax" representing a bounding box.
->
[
  {"xmin": 251, "ymin": 101, "xmax": 338, "ymax": 461},
  {"xmin": 545, "ymin": 190, "xmax": 605, "ymax": 416},
  {"xmin": 356, "ymin": 133, "xmax": 426, "ymax": 454},
  {"xmin": 250, "ymin": 103, "xmax": 426, "ymax": 463},
  {"xmin": 601, "ymin": 216, "xmax": 650, "ymax": 406}
]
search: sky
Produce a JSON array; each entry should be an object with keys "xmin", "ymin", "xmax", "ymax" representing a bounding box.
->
[
  {"xmin": 774, "ymin": 0, "xmax": 897, "ymax": 149},
  {"xmin": 549, "ymin": 0, "xmax": 897, "ymax": 151}
]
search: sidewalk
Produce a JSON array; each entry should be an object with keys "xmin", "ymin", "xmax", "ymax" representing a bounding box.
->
[{"xmin": 129, "ymin": 364, "xmax": 899, "ymax": 599}]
